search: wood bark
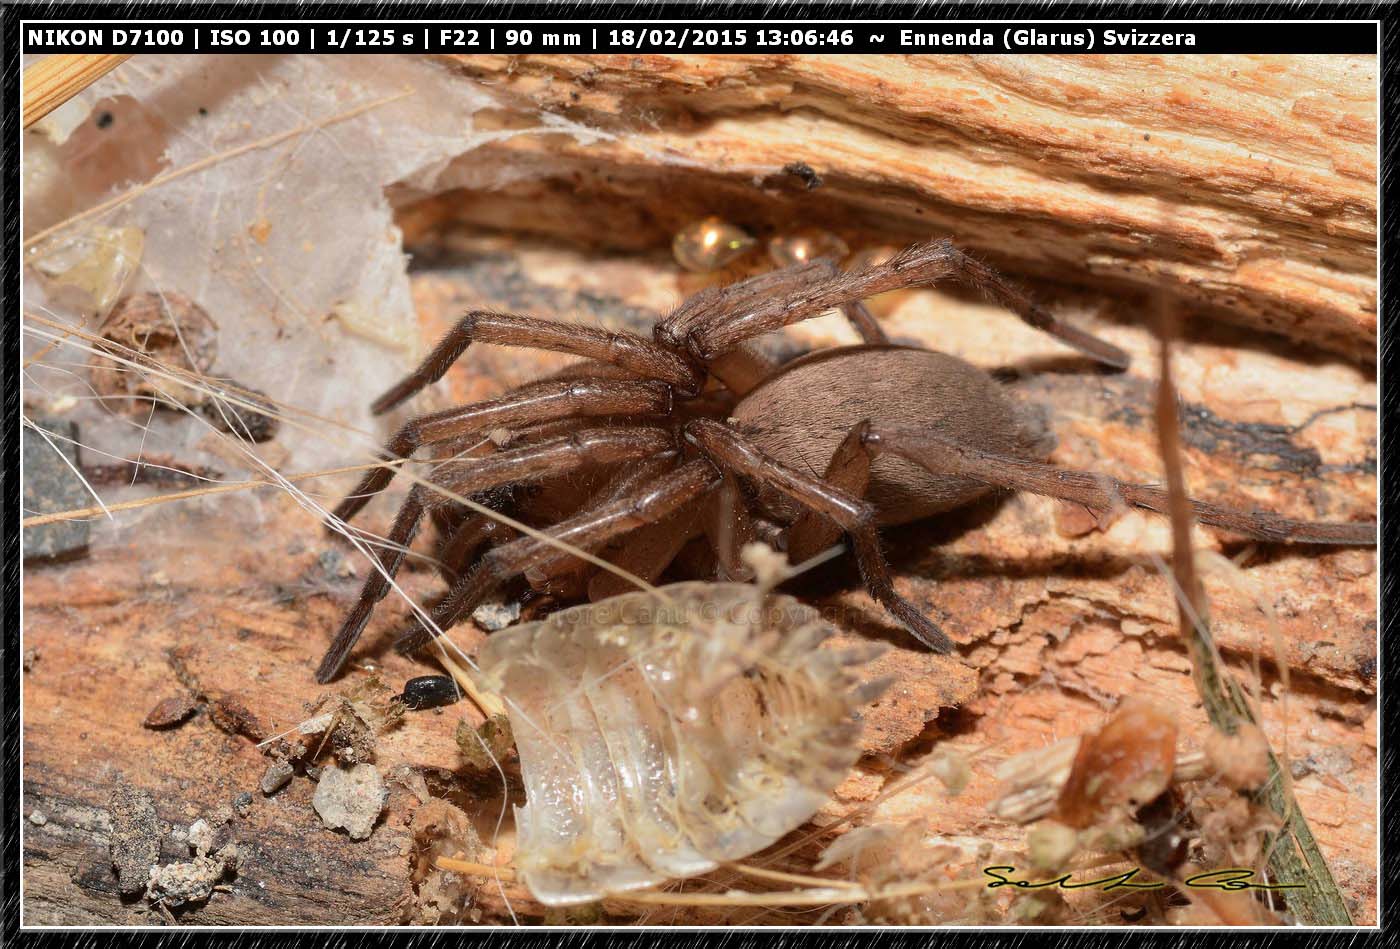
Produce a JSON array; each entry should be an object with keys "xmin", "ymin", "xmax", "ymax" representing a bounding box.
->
[{"xmin": 410, "ymin": 53, "xmax": 1376, "ymax": 363}]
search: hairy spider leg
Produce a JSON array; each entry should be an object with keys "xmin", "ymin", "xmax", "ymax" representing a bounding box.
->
[
  {"xmin": 586, "ymin": 501, "xmax": 709, "ymax": 602},
  {"xmin": 684, "ymin": 418, "xmax": 956, "ymax": 653},
  {"xmin": 317, "ymin": 426, "xmax": 677, "ymax": 682},
  {"xmin": 371, "ymin": 311, "xmax": 702, "ymax": 416},
  {"xmin": 425, "ymin": 412, "xmax": 681, "ymax": 584},
  {"xmin": 677, "ymin": 238, "xmax": 1130, "ymax": 371},
  {"xmin": 519, "ymin": 453, "xmax": 685, "ymax": 597},
  {"xmin": 317, "ymin": 484, "xmax": 431, "ymax": 683},
  {"xmin": 395, "ymin": 458, "xmax": 721, "ymax": 655},
  {"xmin": 331, "ymin": 378, "xmax": 673, "ymax": 526},
  {"xmin": 432, "ymin": 513, "xmax": 520, "ymax": 586},
  {"xmin": 785, "ymin": 421, "xmax": 874, "ymax": 564},
  {"xmin": 861, "ymin": 426, "xmax": 1377, "ymax": 546},
  {"xmin": 659, "ymin": 257, "xmax": 890, "ymax": 349}
]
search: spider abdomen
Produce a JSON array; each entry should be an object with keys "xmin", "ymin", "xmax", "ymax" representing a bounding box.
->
[{"xmin": 729, "ymin": 346, "xmax": 1055, "ymax": 527}]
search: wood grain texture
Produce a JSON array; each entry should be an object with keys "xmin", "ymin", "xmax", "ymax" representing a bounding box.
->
[
  {"xmin": 416, "ymin": 54, "xmax": 1376, "ymax": 362},
  {"xmin": 23, "ymin": 54, "xmax": 130, "ymax": 128}
]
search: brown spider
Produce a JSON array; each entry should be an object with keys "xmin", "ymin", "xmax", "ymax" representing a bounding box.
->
[{"xmin": 315, "ymin": 239, "xmax": 1376, "ymax": 683}]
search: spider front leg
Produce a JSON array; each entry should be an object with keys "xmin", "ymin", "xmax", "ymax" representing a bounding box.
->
[
  {"xmin": 371, "ymin": 310, "xmax": 700, "ymax": 415},
  {"xmin": 680, "ymin": 238, "xmax": 1129, "ymax": 371},
  {"xmin": 861, "ymin": 427, "xmax": 1377, "ymax": 546},
  {"xmin": 317, "ymin": 426, "xmax": 677, "ymax": 682},
  {"xmin": 331, "ymin": 378, "xmax": 673, "ymax": 526},
  {"xmin": 660, "ymin": 257, "xmax": 888, "ymax": 350},
  {"xmin": 395, "ymin": 458, "xmax": 721, "ymax": 656},
  {"xmin": 317, "ymin": 485, "xmax": 431, "ymax": 682},
  {"xmin": 685, "ymin": 418, "xmax": 955, "ymax": 653}
]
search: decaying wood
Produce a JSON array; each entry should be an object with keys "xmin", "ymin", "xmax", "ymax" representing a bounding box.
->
[
  {"xmin": 23, "ymin": 233, "xmax": 1374, "ymax": 924},
  {"xmin": 407, "ymin": 54, "xmax": 1376, "ymax": 363}
]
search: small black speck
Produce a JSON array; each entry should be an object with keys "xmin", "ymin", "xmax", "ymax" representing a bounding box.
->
[
  {"xmin": 782, "ymin": 161, "xmax": 822, "ymax": 190},
  {"xmin": 95, "ymin": 111, "xmax": 114, "ymax": 129},
  {"xmin": 198, "ymin": 106, "xmax": 209, "ymax": 116},
  {"xmin": 1143, "ymin": 133, "xmax": 1151, "ymax": 141}
]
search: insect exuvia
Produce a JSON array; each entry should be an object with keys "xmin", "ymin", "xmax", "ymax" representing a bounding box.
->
[
  {"xmin": 474, "ymin": 577, "xmax": 887, "ymax": 904},
  {"xmin": 316, "ymin": 238, "xmax": 1377, "ymax": 682}
]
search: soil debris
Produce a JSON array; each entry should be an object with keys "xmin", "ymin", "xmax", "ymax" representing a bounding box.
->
[
  {"xmin": 455, "ymin": 714, "xmax": 515, "ymax": 772},
  {"xmin": 1055, "ymin": 696, "xmax": 1178, "ymax": 829},
  {"xmin": 260, "ymin": 760, "xmax": 294, "ymax": 795},
  {"xmin": 300, "ymin": 673, "xmax": 406, "ymax": 765},
  {"xmin": 208, "ymin": 695, "xmax": 265, "ymax": 742},
  {"xmin": 88, "ymin": 291, "xmax": 218, "ymax": 416},
  {"xmin": 313, "ymin": 763, "xmax": 388, "ymax": 840},
  {"xmin": 1204, "ymin": 722, "xmax": 1271, "ymax": 791},
  {"xmin": 146, "ymin": 827, "xmax": 239, "ymax": 911},
  {"xmin": 409, "ymin": 798, "xmax": 485, "ymax": 925},
  {"xmin": 108, "ymin": 784, "xmax": 162, "ymax": 897},
  {"xmin": 198, "ymin": 380, "xmax": 281, "ymax": 443},
  {"xmin": 187, "ymin": 818, "xmax": 216, "ymax": 855},
  {"xmin": 143, "ymin": 693, "xmax": 200, "ymax": 729}
]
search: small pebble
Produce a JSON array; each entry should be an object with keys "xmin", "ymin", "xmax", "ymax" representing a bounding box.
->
[
  {"xmin": 472, "ymin": 599, "xmax": 521, "ymax": 632},
  {"xmin": 232, "ymin": 792, "xmax": 253, "ymax": 816},
  {"xmin": 187, "ymin": 819, "xmax": 215, "ymax": 856},
  {"xmin": 260, "ymin": 760, "xmax": 295, "ymax": 796},
  {"xmin": 28, "ymin": 810, "xmax": 48, "ymax": 826},
  {"xmin": 313, "ymin": 764, "xmax": 387, "ymax": 840},
  {"xmin": 23, "ymin": 419, "xmax": 91, "ymax": 562}
]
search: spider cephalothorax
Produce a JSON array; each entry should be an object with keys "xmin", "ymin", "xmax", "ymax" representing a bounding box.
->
[{"xmin": 315, "ymin": 239, "xmax": 1374, "ymax": 683}]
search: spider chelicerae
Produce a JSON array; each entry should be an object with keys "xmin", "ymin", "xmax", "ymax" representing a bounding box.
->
[{"xmin": 315, "ymin": 238, "xmax": 1375, "ymax": 682}]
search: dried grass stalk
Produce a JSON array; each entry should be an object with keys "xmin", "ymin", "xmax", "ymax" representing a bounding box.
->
[
  {"xmin": 22, "ymin": 54, "xmax": 130, "ymax": 128},
  {"xmin": 1154, "ymin": 301, "xmax": 1352, "ymax": 926}
]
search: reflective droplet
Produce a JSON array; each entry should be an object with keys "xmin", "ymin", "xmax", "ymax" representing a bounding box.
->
[
  {"xmin": 767, "ymin": 229, "xmax": 849, "ymax": 268},
  {"xmin": 672, "ymin": 217, "xmax": 756, "ymax": 273}
]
